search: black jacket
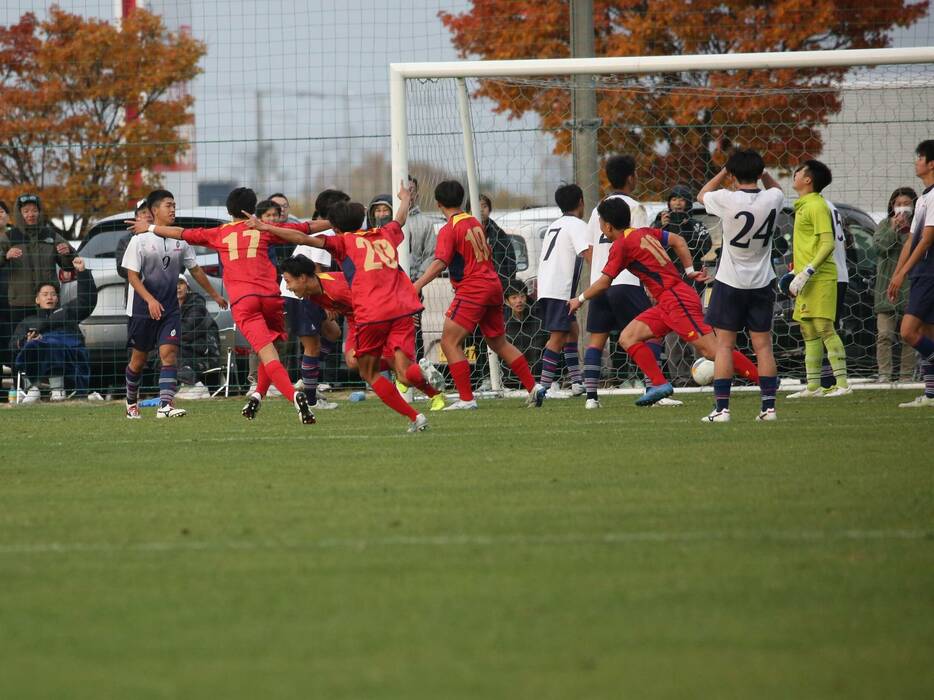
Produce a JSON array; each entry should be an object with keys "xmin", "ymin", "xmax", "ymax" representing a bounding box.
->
[
  {"xmin": 10, "ymin": 270, "xmax": 98, "ymax": 353},
  {"xmin": 179, "ymin": 292, "xmax": 221, "ymax": 370},
  {"xmin": 485, "ymin": 218, "xmax": 517, "ymax": 286}
]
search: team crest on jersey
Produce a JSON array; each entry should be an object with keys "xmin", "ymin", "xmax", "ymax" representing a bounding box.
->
[{"xmin": 170, "ymin": 329, "xmax": 177, "ymax": 337}]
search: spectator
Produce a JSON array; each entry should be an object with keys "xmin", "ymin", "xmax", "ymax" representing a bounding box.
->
[
  {"xmin": 502, "ymin": 281, "xmax": 547, "ymax": 383},
  {"xmin": 175, "ymin": 276, "xmax": 222, "ymax": 390},
  {"xmin": 367, "ymin": 193, "xmax": 393, "ymax": 228},
  {"xmin": 0, "ymin": 193, "xmax": 76, "ymax": 371},
  {"xmin": 874, "ymin": 186, "xmax": 919, "ymax": 383},
  {"xmin": 479, "ymin": 193, "xmax": 518, "ymax": 288},
  {"xmin": 10, "ymin": 256, "xmax": 98, "ymax": 402},
  {"xmin": 0, "ymin": 201, "xmax": 11, "ymax": 383},
  {"xmin": 406, "ymin": 177, "xmax": 438, "ymax": 280}
]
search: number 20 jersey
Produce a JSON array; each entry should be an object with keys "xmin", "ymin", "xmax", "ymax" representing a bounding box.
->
[
  {"xmin": 435, "ymin": 212, "xmax": 503, "ymax": 305},
  {"xmin": 703, "ymin": 187, "xmax": 784, "ymax": 290},
  {"xmin": 322, "ymin": 221, "xmax": 423, "ymax": 325}
]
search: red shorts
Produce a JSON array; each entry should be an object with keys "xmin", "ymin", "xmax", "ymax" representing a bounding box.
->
[
  {"xmin": 637, "ymin": 283, "xmax": 712, "ymax": 342},
  {"xmin": 233, "ymin": 295, "xmax": 287, "ymax": 351},
  {"xmin": 353, "ymin": 316, "xmax": 416, "ymax": 361},
  {"xmin": 446, "ymin": 296, "xmax": 506, "ymax": 338},
  {"xmin": 343, "ymin": 318, "xmax": 393, "ymax": 361}
]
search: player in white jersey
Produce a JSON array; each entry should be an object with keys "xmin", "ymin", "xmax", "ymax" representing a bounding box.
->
[
  {"xmin": 697, "ymin": 149, "xmax": 784, "ymax": 422},
  {"xmin": 580, "ymin": 155, "xmax": 678, "ymax": 408},
  {"xmin": 535, "ymin": 184, "xmax": 591, "ymax": 398},
  {"xmin": 818, "ymin": 201, "xmax": 851, "ymax": 391}
]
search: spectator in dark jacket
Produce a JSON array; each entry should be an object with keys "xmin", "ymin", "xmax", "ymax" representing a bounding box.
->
[
  {"xmin": 479, "ymin": 194, "xmax": 518, "ymax": 288},
  {"xmin": 176, "ymin": 276, "xmax": 221, "ymax": 388},
  {"xmin": 10, "ymin": 257, "xmax": 97, "ymax": 401},
  {"xmin": 652, "ymin": 184, "xmax": 712, "ymax": 269},
  {"xmin": 502, "ymin": 281, "xmax": 547, "ymax": 384}
]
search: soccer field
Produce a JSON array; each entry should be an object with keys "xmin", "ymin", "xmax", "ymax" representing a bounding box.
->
[{"xmin": 1, "ymin": 391, "xmax": 932, "ymax": 699}]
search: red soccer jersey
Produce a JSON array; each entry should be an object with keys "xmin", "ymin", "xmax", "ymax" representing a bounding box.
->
[
  {"xmin": 182, "ymin": 221, "xmax": 292, "ymax": 305},
  {"xmin": 322, "ymin": 221, "xmax": 422, "ymax": 325},
  {"xmin": 435, "ymin": 212, "xmax": 503, "ymax": 304},
  {"xmin": 307, "ymin": 271, "xmax": 353, "ymax": 318},
  {"xmin": 601, "ymin": 227, "xmax": 683, "ymax": 300}
]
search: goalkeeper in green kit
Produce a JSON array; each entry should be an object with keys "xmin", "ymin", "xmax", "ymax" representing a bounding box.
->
[{"xmin": 786, "ymin": 160, "xmax": 851, "ymax": 398}]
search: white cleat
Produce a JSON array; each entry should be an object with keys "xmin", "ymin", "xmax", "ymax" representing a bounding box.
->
[
  {"xmin": 786, "ymin": 387, "xmax": 823, "ymax": 399},
  {"xmin": 526, "ymin": 383, "xmax": 546, "ymax": 408},
  {"xmin": 584, "ymin": 398, "xmax": 601, "ymax": 410},
  {"xmin": 701, "ymin": 408, "xmax": 731, "ymax": 423},
  {"xmin": 126, "ymin": 402, "xmax": 142, "ymax": 420},
  {"xmin": 156, "ymin": 404, "xmax": 187, "ymax": 418},
  {"xmin": 21, "ymin": 386, "xmax": 41, "ymax": 404},
  {"xmin": 418, "ymin": 357, "xmax": 446, "ymax": 393},
  {"xmin": 821, "ymin": 385, "xmax": 853, "ymax": 398},
  {"xmin": 570, "ymin": 382, "xmax": 586, "ymax": 396},
  {"xmin": 311, "ymin": 397, "xmax": 339, "ymax": 410},
  {"xmin": 898, "ymin": 395, "xmax": 934, "ymax": 408},
  {"xmin": 545, "ymin": 385, "xmax": 569, "ymax": 399},
  {"xmin": 756, "ymin": 408, "xmax": 778, "ymax": 421},
  {"xmin": 442, "ymin": 399, "xmax": 478, "ymax": 411},
  {"xmin": 653, "ymin": 397, "xmax": 684, "ymax": 407},
  {"xmin": 407, "ymin": 413, "xmax": 429, "ymax": 433}
]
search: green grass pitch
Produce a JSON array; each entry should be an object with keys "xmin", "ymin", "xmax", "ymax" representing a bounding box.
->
[{"xmin": 1, "ymin": 391, "xmax": 932, "ymax": 699}]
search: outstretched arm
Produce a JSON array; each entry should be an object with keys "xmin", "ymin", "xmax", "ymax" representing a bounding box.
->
[
  {"xmin": 667, "ymin": 231, "xmax": 709, "ymax": 282},
  {"xmin": 126, "ymin": 218, "xmax": 184, "ymax": 239},
  {"xmin": 567, "ymin": 274, "xmax": 612, "ymax": 314},
  {"xmin": 413, "ymin": 259, "xmax": 447, "ymax": 295},
  {"xmin": 242, "ymin": 214, "xmax": 326, "ymax": 247}
]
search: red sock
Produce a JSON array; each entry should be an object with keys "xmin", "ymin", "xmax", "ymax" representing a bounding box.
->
[
  {"xmin": 731, "ymin": 351, "xmax": 760, "ymax": 382},
  {"xmin": 449, "ymin": 360, "xmax": 474, "ymax": 401},
  {"xmin": 404, "ymin": 364, "xmax": 438, "ymax": 397},
  {"xmin": 627, "ymin": 341, "xmax": 667, "ymax": 386},
  {"xmin": 264, "ymin": 360, "xmax": 296, "ymax": 402},
  {"xmin": 256, "ymin": 363, "xmax": 270, "ymax": 397},
  {"xmin": 371, "ymin": 376, "xmax": 418, "ymax": 421},
  {"xmin": 509, "ymin": 355, "xmax": 536, "ymax": 392}
]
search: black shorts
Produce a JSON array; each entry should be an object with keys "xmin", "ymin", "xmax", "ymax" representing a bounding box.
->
[
  {"xmin": 286, "ymin": 296, "xmax": 325, "ymax": 337},
  {"xmin": 127, "ymin": 310, "xmax": 181, "ymax": 352},
  {"xmin": 704, "ymin": 280, "xmax": 775, "ymax": 333},
  {"xmin": 906, "ymin": 275, "xmax": 934, "ymax": 324},
  {"xmin": 538, "ymin": 297, "xmax": 575, "ymax": 333},
  {"xmin": 585, "ymin": 285, "xmax": 651, "ymax": 334}
]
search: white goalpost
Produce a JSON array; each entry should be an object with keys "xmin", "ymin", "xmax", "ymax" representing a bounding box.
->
[{"xmin": 390, "ymin": 47, "xmax": 934, "ymax": 394}]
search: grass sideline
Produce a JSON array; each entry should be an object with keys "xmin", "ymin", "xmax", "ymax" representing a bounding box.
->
[{"xmin": 1, "ymin": 391, "xmax": 932, "ymax": 699}]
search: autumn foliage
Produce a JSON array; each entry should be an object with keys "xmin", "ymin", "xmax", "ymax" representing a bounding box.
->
[
  {"xmin": 0, "ymin": 6, "xmax": 205, "ymax": 235},
  {"xmin": 440, "ymin": 0, "xmax": 928, "ymax": 195}
]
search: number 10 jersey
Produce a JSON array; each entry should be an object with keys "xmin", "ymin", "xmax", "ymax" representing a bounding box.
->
[{"xmin": 435, "ymin": 212, "xmax": 503, "ymax": 305}]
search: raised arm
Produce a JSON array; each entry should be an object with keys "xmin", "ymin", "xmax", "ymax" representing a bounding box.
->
[
  {"xmin": 760, "ymin": 170, "xmax": 781, "ymax": 191},
  {"xmin": 394, "ymin": 181, "xmax": 412, "ymax": 228},
  {"xmin": 697, "ymin": 167, "xmax": 729, "ymax": 205}
]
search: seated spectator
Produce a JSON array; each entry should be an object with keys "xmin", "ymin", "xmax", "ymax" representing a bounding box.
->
[
  {"xmin": 10, "ymin": 257, "xmax": 98, "ymax": 402},
  {"xmin": 502, "ymin": 281, "xmax": 547, "ymax": 383},
  {"xmin": 176, "ymin": 276, "xmax": 221, "ymax": 390}
]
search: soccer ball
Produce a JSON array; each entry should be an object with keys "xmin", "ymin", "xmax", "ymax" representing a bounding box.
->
[{"xmin": 691, "ymin": 358, "xmax": 715, "ymax": 386}]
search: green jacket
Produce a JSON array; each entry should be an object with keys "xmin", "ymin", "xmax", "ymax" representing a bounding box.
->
[
  {"xmin": 0, "ymin": 225, "xmax": 76, "ymax": 308},
  {"xmin": 873, "ymin": 216, "xmax": 910, "ymax": 314}
]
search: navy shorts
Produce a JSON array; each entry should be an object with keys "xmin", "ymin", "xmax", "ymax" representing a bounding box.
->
[
  {"xmin": 538, "ymin": 297, "xmax": 576, "ymax": 332},
  {"xmin": 286, "ymin": 297, "xmax": 325, "ymax": 337},
  {"xmin": 585, "ymin": 284, "xmax": 651, "ymax": 334},
  {"xmin": 127, "ymin": 310, "xmax": 181, "ymax": 352},
  {"xmin": 705, "ymin": 280, "xmax": 775, "ymax": 333},
  {"xmin": 906, "ymin": 275, "xmax": 934, "ymax": 324}
]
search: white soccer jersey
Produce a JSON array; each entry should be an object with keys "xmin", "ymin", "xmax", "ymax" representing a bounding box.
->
[
  {"xmin": 122, "ymin": 232, "xmax": 197, "ymax": 316},
  {"xmin": 536, "ymin": 214, "xmax": 590, "ymax": 300},
  {"xmin": 703, "ymin": 187, "xmax": 783, "ymax": 290},
  {"xmin": 587, "ymin": 193, "xmax": 645, "ymax": 286},
  {"xmin": 280, "ymin": 232, "xmax": 334, "ymax": 299},
  {"xmin": 826, "ymin": 202, "xmax": 850, "ymax": 284}
]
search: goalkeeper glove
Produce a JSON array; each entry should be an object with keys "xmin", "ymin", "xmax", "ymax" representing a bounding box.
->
[{"xmin": 788, "ymin": 265, "xmax": 815, "ymax": 297}]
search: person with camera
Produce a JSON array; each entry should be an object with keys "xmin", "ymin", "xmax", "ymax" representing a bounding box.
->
[{"xmin": 10, "ymin": 256, "xmax": 98, "ymax": 402}]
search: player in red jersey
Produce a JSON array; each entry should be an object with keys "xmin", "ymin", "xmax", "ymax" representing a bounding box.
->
[
  {"xmin": 127, "ymin": 187, "xmax": 329, "ymax": 424},
  {"xmin": 250, "ymin": 183, "xmax": 443, "ymax": 433},
  {"xmin": 568, "ymin": 196, "xmax": 760, "ymax": 406},
  {"xmin": 413, "ymin": 180, "xmax": 543, "ymax": 409}
]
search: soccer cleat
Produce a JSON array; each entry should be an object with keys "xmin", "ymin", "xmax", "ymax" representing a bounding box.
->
[
  {"xmin": 311, "ymin": 397, "xmax": 339, "ymax": 410},
  {"xmin": 22, "ymin": 386, "xmax": 41, "ymax": 404},
  {"xmin": 898, "ymin": 395, "xmax": 934, "ymax": 408},
  {"xmin": 241, "ymin": 393, "xmax": 261, "ymax": 420},
  {"xmin": 418, "ymin": 357, "xmax": 446, "ymax": 393},
  {"xmin": 635, "ymin": 382, "xmax": 674, "ymax": 406},
  {"xmin": 756, "ymin": 408, "xmax": 778, "ymax": 421},
  {"xmin": 442, "ymin": 399, "xmax": 478, "ymax": 411},
  {"xmin": 701, "ymin": 408, "xmax": 731, "ymax": 423},
  {"xmin": 406, "ymin": 413, "xmax": 429, "ymax": 433},
  {"xmin": 786, "ymin": 387, "xmax": 823, "ymax": 399},
  {"xmin": 267, "ymin": 385, "xmax": 282, "ymax": 399},
  {"xmin": 429, "ymin": 394, "xmax": 446, "ymax": 411},
  {"xmin": 653, "ymin": 397, "xmax": 684, "ymax": 407},
  {"xmin": 570, "ymin": 382, "xmax": 586, "ymax": 397},
  {"xmin": 125, "ymin": 402, "xmax": 142, "ymax": 420},
  {"xmin": 526, "ymin": 383, "xmax": 546, "ymax": 408},
  {"xmin": 156, "ymin": 404, "xmax": 187, "ymax": 418},
  {"xmin": 293, "ymin": 392, "xmax": 316, "ymax": 424},
  {"xmin": 821, "ymin": 385, "xmax": 853, "ymax": 398},
  {"xmin": 545, "ymin": 385, "xmax": 569, "ymax": 399},
  {"xmin": 584, "ymin": 398, "xmax": 601, "ymax": 410}
]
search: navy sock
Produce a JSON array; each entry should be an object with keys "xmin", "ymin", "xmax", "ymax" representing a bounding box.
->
[
  {"xmin": 159, "ymin": 365, "xmax": 178, "ymax": 407},
  {"xmin": 301, "ymin": 355, "xmax": 319, "ymax": 404},
  {"xmin": 759, "ymin": 375, "xmax": 778, "ymax": 411},
  {"xmin": 540, "ymin": 347, "xmax": 561, "ymax": 389},
  {"xmin": 583, "ymin": 346, "xmax": 601, "ymax": 400},
  {"xmin": 713, "ymin": 378, "xmax": 731, "ymax": 411}
]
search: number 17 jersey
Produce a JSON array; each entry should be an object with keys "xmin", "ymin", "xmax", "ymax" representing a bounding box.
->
[{"xmin": 703, "ymin": 187, "xmax": 783, "ymax": 290}]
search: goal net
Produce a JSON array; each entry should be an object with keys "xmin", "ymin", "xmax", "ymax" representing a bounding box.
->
[{"xmin": 395, "ymin": 50, "xmax": 934, "ymax": 393}]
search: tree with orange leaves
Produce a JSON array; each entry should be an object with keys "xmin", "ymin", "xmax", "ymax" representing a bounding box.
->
[
  {"xmin": 0, "ymin": 7, "xmax": 205, "ymax": 236},
  {"xmin": 440, "ymin": 0, "xmax": 928, "ymax": 195}
]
